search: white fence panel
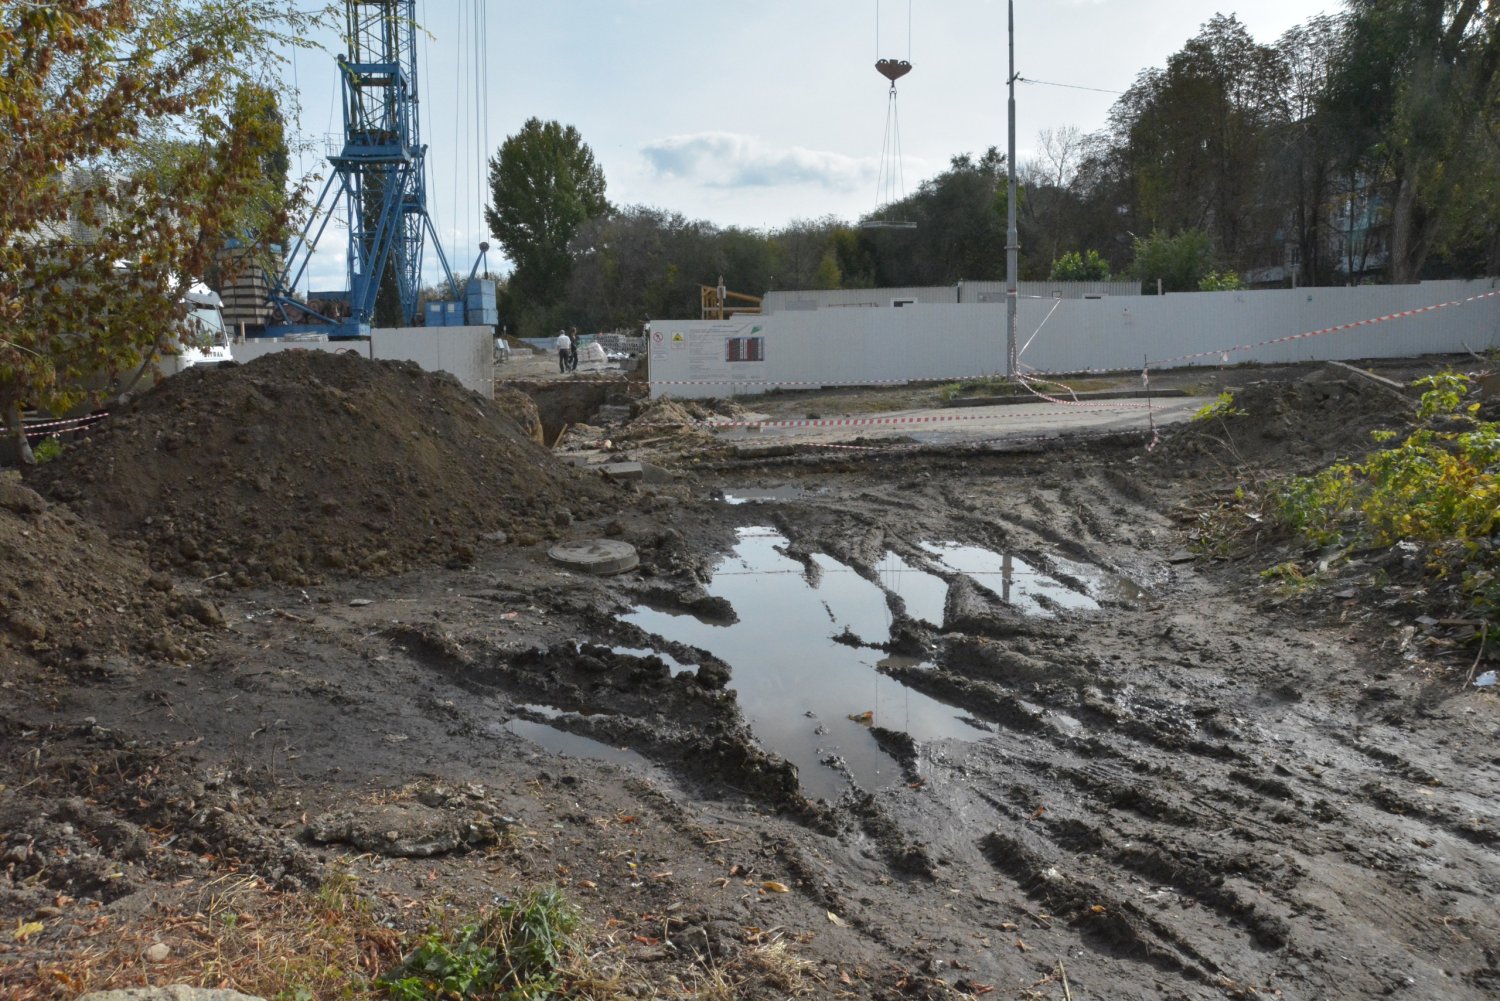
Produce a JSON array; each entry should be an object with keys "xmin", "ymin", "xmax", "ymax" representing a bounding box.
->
[{"xmin": 650, "ymin": 280, "xmax": 1500, "ymax": 399}]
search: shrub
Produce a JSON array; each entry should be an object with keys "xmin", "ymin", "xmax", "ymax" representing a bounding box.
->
[
  {"xmin": 1048, "ymin": 249, "xmax": 1111, "ymax": 282},
  {"xmin": 1271, "ymin": 372, "xmax": 1500, "ymax": 620}
]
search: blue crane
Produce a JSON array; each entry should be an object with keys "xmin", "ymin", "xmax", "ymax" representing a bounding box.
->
[{"xmin": 267, "ymin": 0, "xmax": 458, "ymax": 336}]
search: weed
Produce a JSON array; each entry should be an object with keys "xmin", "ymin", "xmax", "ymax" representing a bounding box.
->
[
  {"xmin": 1191, "ymin": 489, "xmax": 1265, "ymax": 557},
  {"xmin": 2, "ymin": 869, "xmax": 402, "ymax": 1001},
  {"xmin": 938, "ymin": 378, "xmax": 1008, "ymax": 402},
  {"xmin": 680, "ymin": 936, "xmax": 819, "ymax": 1000},
  {"xmin": 1269, "ymin": 372, "xmax": 1500, "ymax": 623},
  {"xmin": 1192, "ymin": 391, "xmax": 1246, "ymax": 422},
  {"xmin": 32, "ymin": 436, "xmax": 63, "ymax": 463},
  {"xmin": 380, "ymin": 888, "xmax": 579, "ymax": 1001},
  {"xmin": 1260, "ymin": 561, "xmax": 1322, "ymax": 597}
]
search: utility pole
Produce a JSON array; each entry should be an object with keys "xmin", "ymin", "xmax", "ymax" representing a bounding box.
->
[{"xmin": 1005, "ymin": 0, "xmax": 1019, "ymax": 379}]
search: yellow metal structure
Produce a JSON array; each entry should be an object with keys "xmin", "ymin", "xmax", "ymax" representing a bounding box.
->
[{"xmin": 701, "ymin": 275, "xmax": 762, "ymax": 320}]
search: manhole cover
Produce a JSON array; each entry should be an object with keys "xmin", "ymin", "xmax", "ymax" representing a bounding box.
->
[{"xmin": 548, "ymin": 539, "xmax": 639, "ymax": 575}]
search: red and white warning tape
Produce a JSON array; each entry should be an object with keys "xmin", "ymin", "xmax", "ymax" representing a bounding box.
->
[
  {"xmin": 22, "ymin": 413, "xmax": 108, "ymax": 438},
  {"xmin": 1014, "ymin": 370, "xmax": 1155, "ymax": 411}
]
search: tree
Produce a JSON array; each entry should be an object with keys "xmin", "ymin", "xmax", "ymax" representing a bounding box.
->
[
  {"xmin": 0, "ymin": 0, "xmax": 322, "ymax": 462},
  {"xmin": 1021, "ymin": 126, "xmax": 1091, "ymax": 276},
  {"xmin": 1268, "ymin": 16, "xmax": 1345, "ymax": 286},
  {"xmin": 485, "ymin": 119, "xmax": 609, "ymax": 316},
  {"xmin": 1198, "ymin": 269, "xmax": 1244, "ymax": 291},
  {"xmin": 1048, "ymin": 250, "xmax": 1112, "ymax": 282},
  {"xmin": 862, "ymin": 148, "xmax": 1009, "ymax": 286},
  {"xmin": 1129, "ymin": 230, "xmax": 1215, "ymax": 293},
  {"xmin": 1092, "ymin": 16, "xmax": 1288, "ymax": 273},
  {"xmin": 1323, "ymin": 0, "xmax": 1500, "ymax": 282}
]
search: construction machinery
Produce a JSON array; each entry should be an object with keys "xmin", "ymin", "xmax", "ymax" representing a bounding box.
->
[
  {"xmin": 700, "ymin": 276, "xmax": 763, "ymax": 320},
  {"xmin": 266, "ymin": 0, "xmax": 458, "ymax": 337}
]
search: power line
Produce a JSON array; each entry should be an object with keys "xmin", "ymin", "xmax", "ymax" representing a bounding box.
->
[{"xmin": 1016, "ymin": 76, "xmax": 1123, "ymax": 95}]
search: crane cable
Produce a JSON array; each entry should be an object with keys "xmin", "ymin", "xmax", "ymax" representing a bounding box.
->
[
  {"xmin": 874, "ymin": 0, "xmax": 913, "ymax": 62},
  {"xmin": 874, "ymin": 0, "xmax": 913, "ymax": 209},
  {"xmin": 477, "ymin": 0, "xmax": 491, "ymax": 245}
]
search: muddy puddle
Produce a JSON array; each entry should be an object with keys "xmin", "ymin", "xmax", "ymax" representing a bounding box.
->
[
  {"xmin": 623, "ymin": 528, "xmax": 982, "ymax": 800},
  {"xmin": 716, "ymin": 485, "xmax": 820, "ymax": 505},
  {"xmin": 920, "ymin": 541, "xmax": 1098, "ymax": 616},
  {"xmin": 875, "ymin": 551, "xmax": 948, "ymax": 626},
  {"xmin": 496, "ymin": 706, "xmax": 651, "ymax": 768}
]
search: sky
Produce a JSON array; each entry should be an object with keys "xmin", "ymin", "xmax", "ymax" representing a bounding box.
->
[{"xmin": 281, "ymin": 0, "xmax": 1338, "ymax": 293}]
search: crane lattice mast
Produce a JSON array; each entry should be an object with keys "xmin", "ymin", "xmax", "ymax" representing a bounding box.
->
[{"xmin": 270, "ymin": 0, "xmax": 456, "ymax": 335}]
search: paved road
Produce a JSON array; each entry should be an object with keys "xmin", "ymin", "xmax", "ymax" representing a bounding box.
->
[
  {"xmin": 705, "ymin": 395, "xmax": 1212, "ymax": 448},
  {"xmin": 494, "ymin": 348, "xmax": 1209, "ymax": 448}
]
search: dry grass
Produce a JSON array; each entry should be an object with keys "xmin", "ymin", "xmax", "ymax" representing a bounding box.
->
[
  {"xmin": 2, "ymin": 851, "xmax": 820, "ymax": 1001},
  {"xmin": 1, "ymin": 867, "xmax": 401, "ymax": 1001},
  {"xmin": 677, "ymin": 935, "xmax": 821, "ymax": 1000}
]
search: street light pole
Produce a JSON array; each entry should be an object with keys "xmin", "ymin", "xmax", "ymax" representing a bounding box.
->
[{"xmin": 1005, "ymin": 0, "xmax": 1019, "ymax": 379}]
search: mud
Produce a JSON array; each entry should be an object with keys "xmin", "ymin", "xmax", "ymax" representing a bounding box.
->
[{"xmin": 2, "ymin": 355, "xmax": 1498, "ymax": 1000}]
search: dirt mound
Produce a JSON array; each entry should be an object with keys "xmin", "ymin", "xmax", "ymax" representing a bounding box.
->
[
  {"xmin": 30, "ymin": 351, "xmax": 612, "ymax": 585},
  {"xmin": 0, "ymin": 476, "xmax": 208, "ymax": 666},
  {"xmin": 1164, "ymin": 366, "xmax": 1409, "ymax": 470}
]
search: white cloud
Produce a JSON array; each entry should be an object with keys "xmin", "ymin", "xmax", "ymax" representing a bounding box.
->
[{"xmin": 640, "ymin": 132, "xmax": 874, "ymax": 193}]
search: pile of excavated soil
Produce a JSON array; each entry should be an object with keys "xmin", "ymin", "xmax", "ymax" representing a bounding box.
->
[
  {"xmin": 30, "ymin": 351, "xmax": 614, "ymax": 586},
  {"xmin": 1162, "ymin": 365, "xmax": 1410, "ymax": 470},
  {"xmin": 0, "ymin": 476, "xmax": 211, "ymax": 667}
]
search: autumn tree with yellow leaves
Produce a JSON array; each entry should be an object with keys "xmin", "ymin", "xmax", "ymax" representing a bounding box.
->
[{"xmin": 0, "ymin": 0, "xmax": 326, "ymax": 462}]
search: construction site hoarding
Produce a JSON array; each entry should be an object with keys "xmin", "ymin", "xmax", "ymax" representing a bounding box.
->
[{"xmin": 649, "ymin": 279, "xmax": 1500, "ymax": 399}]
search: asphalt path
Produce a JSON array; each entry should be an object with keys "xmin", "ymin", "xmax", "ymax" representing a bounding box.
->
[{"xmin": 704, "ymin": 395, "xmax": 1214, "ymax": 448}]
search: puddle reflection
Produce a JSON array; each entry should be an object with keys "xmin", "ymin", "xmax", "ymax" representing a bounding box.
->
[
  {"xmin": 499, "ymin": 710, "xmax": 650, "ymax": 768},
  {"xmin": 623, "ymin": 528, "xmax": 979, "ymax": 800},
  {"xmin": 720, "ymin": 485, "xmax": 814, "ymax": 505},
  {"xmin": 876, "ymin": 551, "xmax": 948, "ymax": 627},
  {"xmin": 920, "ymin": 542, "xmax": 1099, "ymax": 616}
]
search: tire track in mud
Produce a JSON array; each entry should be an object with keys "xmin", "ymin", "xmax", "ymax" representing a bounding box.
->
[
  {"xmin": 756, "ymin": 494, "xmax": 1481, "ymax": 994},
  {"xmin": 866, "ymin": 588, "xmax": 1498, "ymax": 996},
  {"xmin": 473, "ymin": 452, "xmax": 1498, "ymax": 997}
]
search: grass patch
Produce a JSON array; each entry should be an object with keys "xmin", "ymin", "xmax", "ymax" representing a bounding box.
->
[
  {"xmin": 3, "ymin": 863, "xmax": 827, "ymax": 1001},
  {"xmin": 2, "ymin": 867, "xmax": 402, "ymax": 1001},
  {"xmin": 936, "ymin": 376, "xmax": 1117, "ymax": 402}
]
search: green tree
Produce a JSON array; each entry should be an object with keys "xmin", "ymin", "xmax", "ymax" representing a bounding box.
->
[
  {"xmin": 566, "ymin": 206, "xmax": 713, "ymax": 330},
  {"xmin": 1091, "ymin": 16, "xmax": 1288, "ymax": 274},
  {"xmin": 485, "ymin": 119, "xmax": 609, "ymax": 315},
  {"xmin": 1267, "ymin": 16, "xmax": 1345, "ymax": 286},
  {"xmin": 861, "ymin": 147, "xmax": 1009, "ymax": 286},
  {"xmin": 1129, "ymin": 230, "xmax": 1215, "ymax": 293},
  {"xmin": 1020, "ymin": 126, "xmax": 1093, "ymax": 277},
  {"xmin": 1048, "ymin": 250, "xmax": 1112, "ymax": 281},
  {"xmin": 0, "ymin": 0, "xmax": 323, "ymax": 462},
  {"xmin": 1198, "ymin": 269, "xmax": 1244, "ymax": 291},
  {"xmin": 1323, "ymin": 0, "xmax": 1500, "ymax": 282}
]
